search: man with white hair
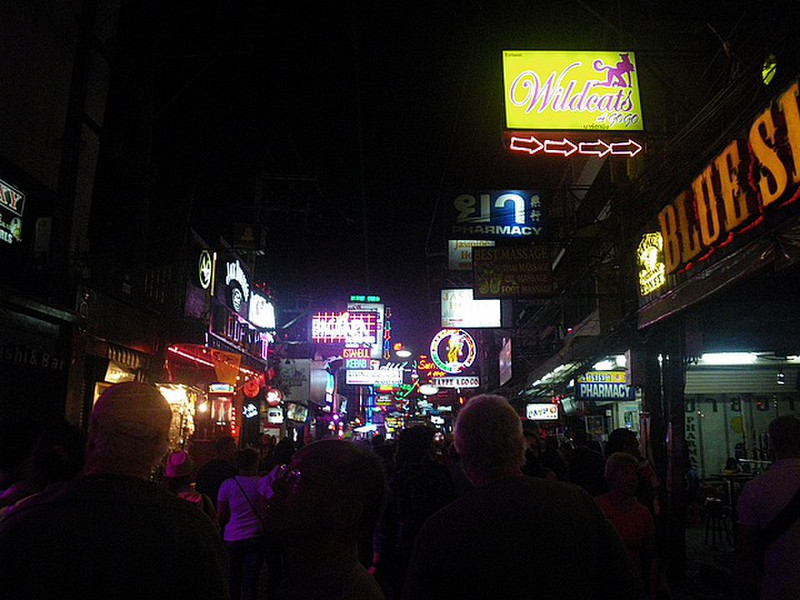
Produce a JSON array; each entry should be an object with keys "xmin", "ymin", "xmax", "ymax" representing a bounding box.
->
[
  {"xmin": 402, "ymin": 394, "xmax": 642, "ymax": 599},
  {"xmin": 0, "ymin": 382, "xmax": 229, "ymax": 599}
]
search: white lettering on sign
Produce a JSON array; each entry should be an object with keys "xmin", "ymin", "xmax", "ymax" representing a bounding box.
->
[
  {"xmin": 577, "ymin": 382, "xmax": 634, "ymax": 399},
  {"xmin": 430, "ymin": 376, "xmax": 480, "ymax": 388},
  {"xmin": 225, "ymin": 260, "xmax": 250, "ymax": 301}
]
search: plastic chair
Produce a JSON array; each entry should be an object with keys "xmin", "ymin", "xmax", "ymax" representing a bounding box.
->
[{"xmin": 704, "ymin": 497, "xmax": 732, "ymax": 547}]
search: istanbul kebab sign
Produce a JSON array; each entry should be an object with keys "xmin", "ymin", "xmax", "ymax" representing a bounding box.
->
[{"xmin": 502, "ymin": 50, "xmax": 643, "ymax": 131}]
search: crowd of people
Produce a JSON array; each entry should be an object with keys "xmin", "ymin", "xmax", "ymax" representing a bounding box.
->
[{"xmin": 0, "ymin": 381, "xmax": 797, "ymax": 599}]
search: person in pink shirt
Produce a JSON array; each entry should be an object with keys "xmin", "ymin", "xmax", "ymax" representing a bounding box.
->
[
  {"xmin": 595, "ymin": 451, "xmax": 658, "ymax": 600},
  {"xmin": 735, "ymin": 415, "xmax": 800, "ymax": 600}
]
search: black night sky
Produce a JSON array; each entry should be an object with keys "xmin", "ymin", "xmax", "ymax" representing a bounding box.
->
[{"xmin": 108, "ymin": 1, "xmax": 742, "ymax": 353}]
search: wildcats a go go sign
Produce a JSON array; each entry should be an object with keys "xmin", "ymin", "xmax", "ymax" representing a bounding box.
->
[{"xmin": 503, "ymin": 50, "xmax": 643, "ymax": 131}]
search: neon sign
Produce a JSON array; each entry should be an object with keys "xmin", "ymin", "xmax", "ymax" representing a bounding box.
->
[
  {"xmin": 311, "ymin": 311, "xmax": 379, "ymax": 344},
  {"xmin": 429, "ymin": 329, "xmax": 477, "ymax": 374},
  {"xmin": 637, "ymin": 233, "xmax": 666, "ymax": 296},
  {"xmin": 198, "ymin": 250, "xmax": 213, "ymax": 290},
  {"xmin": 225, "ymin": 260, "xmax": 250, "ymax": 312},
  {"xmin": 0, "ymin": 178, "xmax": 25, "ymax": 245},
  {"xmin": 502, "ymin": 50, "xmax": 643, "ymax": 131},
  {"xmin": 657, "ymin": 79, "xmax": 800, "ymax": 276},
  {"xmin": 507, "ymin": 133, "xmax": 643, "ymax": 157}
]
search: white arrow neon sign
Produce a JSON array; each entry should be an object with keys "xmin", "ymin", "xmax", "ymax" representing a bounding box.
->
[{"xmin": 509, "ymin": 135, "xmax": 643, "ymax": 158}]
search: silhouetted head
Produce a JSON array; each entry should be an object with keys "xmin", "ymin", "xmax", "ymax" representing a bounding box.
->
[
  {"xmin": 454, "ymin": 394, "xmax": 525, "ymax": 486},
  {"xmin": 85, "ymin": 382, "xmax": 172, "ymax": 479},
  {"xmin": 214, "ymin": 436, "xmax": 237, "ymax": 461},
  {"xmin": 769, "ymin": 415, "xmax": 800, "ymax": 458},
  {"xmin": 395, "ymin": 426, "xmax": 435, "ymax": 465},
  {"xmin": 265, "ymin": 439, "xmax": 386, "ymax": 543},
  {"xmin": 606, "ymin": 428, "xmax": 640, "ymax": 457}
]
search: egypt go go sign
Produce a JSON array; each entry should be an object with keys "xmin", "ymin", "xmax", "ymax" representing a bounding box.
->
[
  {"xmin": 429, "ymin": 329, "xmax": 477, "ymax": 375},
  {"xmin": 502, "ymin": 50, "xmax": 643, "ymax": 131},
  {"xmin": 526, "ymin": 403, "xmax": 559, "ymax": 421}
]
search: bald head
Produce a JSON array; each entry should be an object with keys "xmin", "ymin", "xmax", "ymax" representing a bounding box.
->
[
  {"xmin": 85, "ymin": 382, "xmax": 172, "ymax": 478},
  {"xmin": 454, "ymin": 394, "xmax": 525, "ymax": 485}
]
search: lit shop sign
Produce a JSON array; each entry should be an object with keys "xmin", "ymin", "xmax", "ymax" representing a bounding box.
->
[
  {"xmin": 0, "ymin": 178, "xmax": 25, "ymax": 245},
  {"xmin": 209, "ymin": 382, "xmax": 235, "ymax": 394},
  {"xmin": 210, "ymin": 304, "xmax": 272, "ymax": 361},
  {"xmin": 198, "ymin": 250, "xmax": 214, "ymax": 290},
  {"xmin": 350, "ymin": 295, "xmax": 381, "ymax": 302},
  {"xmin": 431, "ymin": 375, "xmax": 480, "ymax": 388},
  {"xmin": 441, "ymin": 288, "xmax": 501, "ymax": 329},
  {"xmin": 502, "ymin": 50, "xmax": 643, "ymax": 131},
  {"xmin": 451, "ymin": 191, "xmax": 543, "ymax": 239},
  {"xmin": 429, "ymin": 329, "xmax": 477, "ymax": 374},
  {"xmin": 225, "ymin": 260, "xmax": 250, "ymax": 313},
  {"xmin": 526, "ymin": 403, "xmax": 559, "ymax": 421},
  {"xmin": 472, "ymin": 245, "xmax": 554, "ymax": 299},
  {"xmin": 448, "ymin": 240, "xmax": 496, "ymax": 271},
  {"xmin": 637, "ymin": 233, "xmax": 666, "ymax": 296},
  {"xmin": 417, "ymin": 355, "xmax": 448, "ymax": 382},
  {"xmin": 311, "ymin": 311, "xmax": 379, "ymax": 345},
  {"xmin": 248, "ymin": 293, "xmax": 276, "ymax": 329},
  {"xmin": 346, "ymin": 367, "xmax": 403, "ymax": 386},
  {"xmin": 506, "ymin": 132, "xmax": 643, "ymax": 158},
  {"xmin": 575, "ymin": 371, "xmax": 635, "ymax": 400},
  {"xmin": 347, "ymin": 300, "xmax": 386, "ymax": 360},
  {"xmin": 658, "ymin": 79, "xmax": 800, "ymax": 276}
]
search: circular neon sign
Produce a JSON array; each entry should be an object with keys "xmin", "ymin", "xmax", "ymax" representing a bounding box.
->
[
  {"xmin": 429, "ymin": 329, "xmax": 477, "ymax": 374},
  {"xmin": 198, "ymin": 250, "xmax": 213, "ymax": 289}
]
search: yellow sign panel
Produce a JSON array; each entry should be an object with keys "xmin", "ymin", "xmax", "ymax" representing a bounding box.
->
[
  {"xmin": 637, "ymin": 232, "xmax": 666, "ymax": 296},
  {"xmin": 576, "ymin": 371, "xmax": 627, "ymax": 384},
  {"xmin": 502, "ymin": 51, "xmax": 643, "ymax": 131}
]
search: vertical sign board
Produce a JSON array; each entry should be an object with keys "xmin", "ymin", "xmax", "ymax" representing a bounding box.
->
[
  {"xmin": 0, "ymin": 178, "xmax": 25, "ymax": 245},
  {"xmin": 347, "ymin": 300, "xmax": 385, "ymax": 360},
  {"xmin": 502, "ymin": 51, "xmax": 643, "ymax": 131}
]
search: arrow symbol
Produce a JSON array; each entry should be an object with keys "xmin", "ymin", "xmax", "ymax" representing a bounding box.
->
[
  {"xmin": 543, "ymin": 138, "xmax": 577, "ymax": 157},
  {"xmin": 609, "ymin": 139, "xmax": 643, "ymax": 157},
  {"xmin": 578, "ymin": 139, "xmax": 611, "ymax": 158},
  {"xmin": 509, "ymin": 135, "xmax": 543, "ymax": 155}
]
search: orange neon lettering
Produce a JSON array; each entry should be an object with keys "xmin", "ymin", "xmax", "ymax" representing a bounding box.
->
[
  {"xmin": 675, "ymin": 191, "xmax": 702, "ymax": 263},
  {"xmin": 750, "ymin": 104, "xmax": 787, "ymax": 207},
  {"xmin": 778, "ymin": 82, "xmax": 800, "ymax": 184},
  {"xmin": 658, "ymin": 204, "xmax": 681, "ymax": 274},
  {"xmin": 715, "ymin": 140, "xmax": 751, "ymax": 231},
  {"xmin": 692, "ymin": 166, "xmax": 721, "ymax": 246}
]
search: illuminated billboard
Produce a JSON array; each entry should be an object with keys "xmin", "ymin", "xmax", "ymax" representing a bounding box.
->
[
  {"xmin": 441, "ymin": 288, "xmax": 500, "ymax": 329},
  {"xmin": 502, "ymin": 50, "xmax": 643, "ymax": 131},
  {"xmin": 526, "ymin": 403, "xmax": 559, "ymax": 421},
  {"xmin": 448, "ymin": 239, "xmax": 496, "ymax": 271},
  {"xmin": 310, "ymin": 311, "xmax": 379, "ymax": 345},
  {"xmin": 0, "ymin": 178, "xmax": 25, "ymax": 245},
  {"xmin": 450, "ymin": 191, "xmax": 543, "ymax": 240},
  {"xmin": 429, "ymin": 329, "xmax": 477, "ymax": 374},
  {"xmin": 347, "ymin": 299, "xmax": 386, "ymax": 359}
]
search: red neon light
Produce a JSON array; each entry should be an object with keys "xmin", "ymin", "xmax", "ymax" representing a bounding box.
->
[
  {"xmin": 167, "ymin": 346, "xmax": 214, "ymax": 367},
  {"xmin": 167, "ymin": 345, "xmax": 262, "ymax": 378},
  {"xmin": 509, "ymin": 134, "xmax": 642, "ymax": 158}
]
